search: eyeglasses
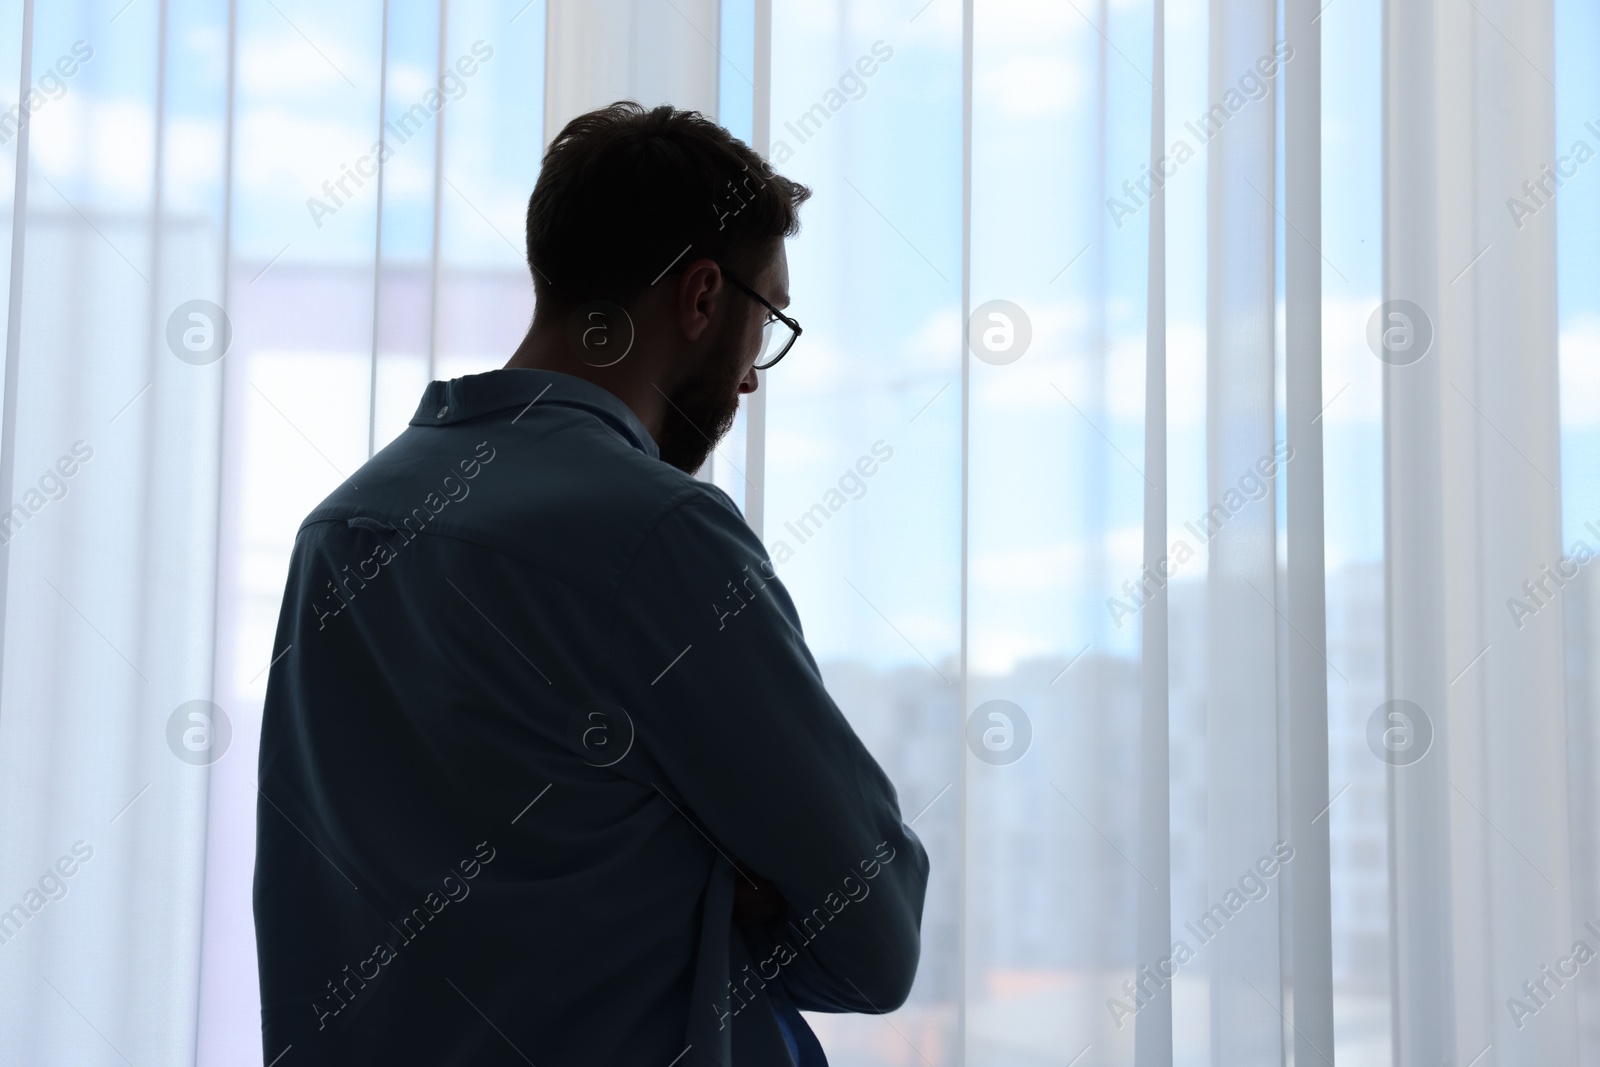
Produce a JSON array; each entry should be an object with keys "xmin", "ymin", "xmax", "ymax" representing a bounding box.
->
[{"xmin": 721, "ymin": 266, "xmax": 801, "ymax": 370}]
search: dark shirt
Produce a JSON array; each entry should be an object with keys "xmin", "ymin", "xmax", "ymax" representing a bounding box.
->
[{"xmin": 254, "ymin": 368, "xmax": 929, "ymax": 1066}]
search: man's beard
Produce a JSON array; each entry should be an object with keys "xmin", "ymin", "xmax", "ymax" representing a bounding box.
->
[{"xmin": 655, "ymin": 333, "xmax": 748, "ymax": 474}]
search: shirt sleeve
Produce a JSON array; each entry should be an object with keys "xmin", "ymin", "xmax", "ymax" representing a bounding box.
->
[{"xmin": 605, "ymin": 486, "xmax": 930, "ymax": 1014}]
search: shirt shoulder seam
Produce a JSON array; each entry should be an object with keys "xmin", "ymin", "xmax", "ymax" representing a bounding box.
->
[
  {"xmin": 296, "ymin": 481, "xmax": 716, "ymax": 600},
  {"xmin": 605, "ymin": 485, "xmax": 746, "ymax": 610}
]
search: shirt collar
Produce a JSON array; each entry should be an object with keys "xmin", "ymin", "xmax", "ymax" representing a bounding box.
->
[{"xmin": 409, "ymin": 368, "xmax": 660, "ymax": 460}]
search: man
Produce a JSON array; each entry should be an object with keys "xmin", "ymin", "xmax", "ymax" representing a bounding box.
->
[{"xmin": 254, "ymin": 102, "xmax": 929, "ymax": 1066}]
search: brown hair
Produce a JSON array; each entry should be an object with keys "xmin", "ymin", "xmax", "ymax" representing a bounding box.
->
[{"xmin": 525, "ymin": 101, "xmax": 811, "ymax": 312}]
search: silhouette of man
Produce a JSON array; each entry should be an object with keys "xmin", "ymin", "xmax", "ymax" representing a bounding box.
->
[{"xmin": 254, "ymin": 101, "xmax": 929, "ymax": 1067}]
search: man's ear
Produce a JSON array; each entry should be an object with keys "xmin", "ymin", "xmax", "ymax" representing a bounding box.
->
[{"xmin": 675, "ymin": 258, "xmax": 725, "ymax": 343}]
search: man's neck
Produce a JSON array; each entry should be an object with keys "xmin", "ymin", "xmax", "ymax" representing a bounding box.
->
[{"xmin": 504, "ymin": 321, "xmax": 667, "ymax": 438}]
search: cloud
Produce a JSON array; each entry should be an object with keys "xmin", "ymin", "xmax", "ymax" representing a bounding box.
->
[
  {"xmin": 235, "ymin": 108, "xmax": 368, "ymax": 196},
  {"xmin": 1321, "ymin": 294, "xmax": 1384, "ymax": 425},
  {"xmin": 1561, "ymin": 314, "xmax": 1600, "ymax": 428},
  {"xmin": 239, "ymin": 35, "xmax": 367, "ymax": 99},
  {"xmin": 981, "ymin": 54, "xmax": 1085, "ymax": 117}
]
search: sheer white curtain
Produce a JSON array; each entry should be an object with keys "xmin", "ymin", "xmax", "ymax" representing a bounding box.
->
[
  {"xmin": 1383, "ymin": 1, "xmax": 1575, "ymax": 1064},
  {"xmin": 0, "ymin": 2, "xmax": 547, "ymax": 1063},
  {"xmin": 0, "ymin": 1, "xmax": 1595, "ymax": 1065}
]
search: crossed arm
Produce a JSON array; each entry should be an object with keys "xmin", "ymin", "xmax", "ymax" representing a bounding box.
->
[{"xmin": 606, "ymin": 487, "xmax": 931, "ymax": 1012}]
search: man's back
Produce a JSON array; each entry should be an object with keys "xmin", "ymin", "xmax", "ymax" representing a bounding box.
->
[{"xmin": 254, "ymin": 369, "xmax": 929, "ymax": 1066}]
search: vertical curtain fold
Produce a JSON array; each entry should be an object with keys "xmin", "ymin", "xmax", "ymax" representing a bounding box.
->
[
  {"xmin": 0, "ymin": 0, "xmax": 29, "ymax": 706},
  {"xmin": 1204, "ymin": 0, "xmax": 1284, "ymax": 1058},
  {"xmin": 739, "ymin": 0, "xmax": 770, "ymax": 538},
  {"xmin": 1283, "ymin": 0, "xmax": 1334, "ymax": 1061},
  {"xmin": 1384, "ymin": 0, "xmax": 1573, "ymax": 1064},
  {"xmin": 364, "ymin": 0, "xmax": 390, "ymax": 461},
  {"xmin": 542, "ymin": 0, "xmax": 719, "ymax": 148},
  {"xmin": 956, "ymin": 0, "xmax": 973, "ymax": 1057},
  {"xmin": 194, "ymin": 1, "xmax": 241, "ymax": 1058},
  {"xmin": 1134, "ymin": 0, "xmax": 1171, "ymax": 1063},
  {"xmin": 1381, "ymin": 0, "xmax": 1456, "ymax": 1059}
]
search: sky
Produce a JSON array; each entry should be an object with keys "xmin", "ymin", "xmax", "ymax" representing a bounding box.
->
[{"xmin": 5, "ymin": 0, "xmax": 1595, "ymax": 676}]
